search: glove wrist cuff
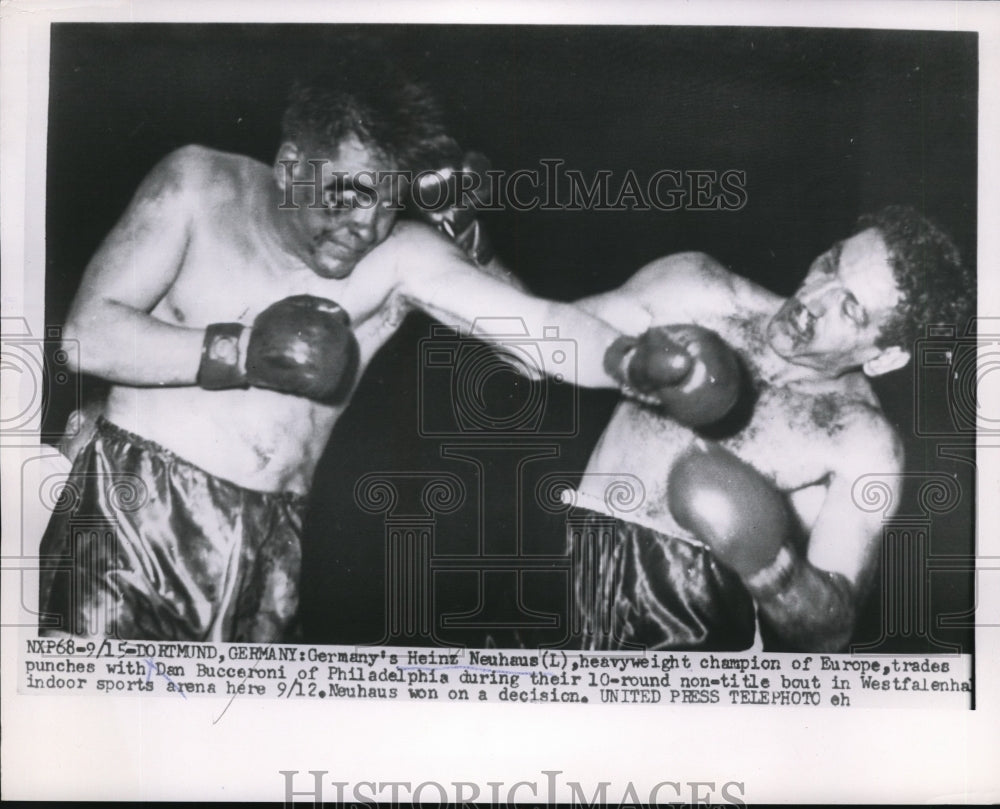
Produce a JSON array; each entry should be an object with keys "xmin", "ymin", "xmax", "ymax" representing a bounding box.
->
[
  {"xmin": 198, "ymin": 322, "xmax": 248, "ymax": 389},
  {"xmin": 620, "ymin": 382, "xmax": 662, "ymax": 408},
  {"xmin": 744, "ymin": 545, "xmax": 797, "ymax": 600},
  {"xmin": 604, "ymin": 336, "xmax": 638, "ymax": 384},
  {"xmin": 606, "ymin": 339, "xmax": 662, "ymax": 407},
  {"xmin": 448, "ymin": 219, "xmax": 494, "ymax": 266}
]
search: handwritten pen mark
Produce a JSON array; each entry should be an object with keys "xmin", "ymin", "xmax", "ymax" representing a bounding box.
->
[
  {"xmin": 144, "ymin": 657, "xmax": 187, "ymax": 700},
  {"xmin": 212, "ymin": 659, "xmax": 262, "ymax": 725}
]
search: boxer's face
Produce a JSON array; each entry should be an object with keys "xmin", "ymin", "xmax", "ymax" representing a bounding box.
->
[
  {"xmin": 276, "ymin": 135, "xmax": 403, "ymax": 279},
  {"xmin": 767, "ymin": 228, "xmax": 905, "ymax": 374}
]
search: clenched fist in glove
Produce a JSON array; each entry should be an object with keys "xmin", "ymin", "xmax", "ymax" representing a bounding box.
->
[
  {"xmin": 603, "ymin": 324, "xmax": 741, "ymax": 427},
  {"xmin": 198, "ymin": 295, "xmax": 359, "ymax": 403},
  {"xmin": 410, "ymin": 150, "xmax": 495, "ymax": 265},
  {"xmin": 667, "ymin": 441, "xmax": 794, "ymax": 596}
]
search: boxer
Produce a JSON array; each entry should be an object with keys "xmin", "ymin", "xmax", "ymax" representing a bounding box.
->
[
  {"xmin": 571, "ymin": 207, "xmax": 972, "ymax": 652},
  {"xmin": 39, "ymin": 55, "xmax": 689, "ymax": 643}
]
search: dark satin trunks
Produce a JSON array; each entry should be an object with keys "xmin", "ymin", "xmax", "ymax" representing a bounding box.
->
[
  {"xmin": 39, "ymin": 418, "xmax": 304, "ymax": 642},
  {"xmin": 569, "ymin": 507, "xmax": 756, "ymax": 651}
]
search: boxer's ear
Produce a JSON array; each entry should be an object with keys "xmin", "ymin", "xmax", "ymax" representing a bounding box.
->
[
  {"xmin": 273, "ymin": 142, "xmax": 301, "ymax": 192},
  {"xmin": 862, "ymin": 345, "xmax": 911, "ymax": 377}
]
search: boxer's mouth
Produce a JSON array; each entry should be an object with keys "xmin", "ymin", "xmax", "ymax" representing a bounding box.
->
[
  {"xmin": 786, "ymin": 299, "xmax": 815, "ymax": 340},
  {"xmin": 317, "ymin": 235, "xmax": 366, "ymax": 258}
]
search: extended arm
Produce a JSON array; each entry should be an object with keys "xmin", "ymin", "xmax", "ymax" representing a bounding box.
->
[
  {"xmin": 389, "ymin": 226, "xmax": 752, "ymax": 402},
  {"xmin": 387, "ymin": 221, "xmax": 623, "ymax": 388},
  {"xmin": 574, "ymin": 251, "xmax": 737, "ymax": 334}
]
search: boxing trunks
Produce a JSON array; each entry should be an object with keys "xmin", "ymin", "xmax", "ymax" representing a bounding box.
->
[
  {"xmin": 39, "ymin": 418, "xmax": 304, "ymax": 642},
  {"xmin": 568, "ymin": 506, "xmax": 756, "ymax": 650}
]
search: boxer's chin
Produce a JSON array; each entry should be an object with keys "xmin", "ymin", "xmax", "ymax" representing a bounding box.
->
[
  {"xmin": 311, "ymin": 247, "xmax": 361, "ymax": 279},
  {"xmin": 312, "ymin": 262, "xmax": 355, "ymax": 280},
  {"xmin": 765, "ymin": 315, "xmax": 793, "ymax": 356}
]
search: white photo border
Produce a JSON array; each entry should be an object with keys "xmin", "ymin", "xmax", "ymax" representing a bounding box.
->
[{"xmin": 2, "ymin": 0, "xmax": 998, "ymax": 803}]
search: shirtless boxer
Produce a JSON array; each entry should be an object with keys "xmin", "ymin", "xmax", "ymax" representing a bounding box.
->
[
  {"xmin": 38, "ymin": 63, "xmax": 693, "ymax": 643},
  {"xmin": 572, "ymin": 206, "xmax": 972, "ymax": 652}
]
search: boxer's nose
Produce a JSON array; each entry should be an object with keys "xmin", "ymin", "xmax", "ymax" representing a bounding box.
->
[{"xmin": 344, "ymin": 204, "xmax": 379, "ymax": 246}]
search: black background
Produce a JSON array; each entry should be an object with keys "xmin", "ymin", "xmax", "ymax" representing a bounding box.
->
[{"xmin": 45, "ymin": 24, "xmax": 977, "ymax": 653}]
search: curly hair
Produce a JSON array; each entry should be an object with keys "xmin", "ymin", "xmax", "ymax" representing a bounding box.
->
[
  {"xmin": 281, "ymin": 49, "xmax": 461, "ymax": 173},
  {"xmin": 856, "ymin": 205, "xmax": 974, "ymax": 351}
]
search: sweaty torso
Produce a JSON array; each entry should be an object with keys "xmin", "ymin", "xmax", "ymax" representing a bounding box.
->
[
  {"xmin": 104, "ymin": 150, "xmax": 408, "ymax": 494},
  {"xmin": 578, "ymin": 259, "xmax": 884, "ymax": 541}
]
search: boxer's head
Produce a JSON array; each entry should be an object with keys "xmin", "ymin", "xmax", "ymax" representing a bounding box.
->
[
  {"xmin": 767, "ymin": 206, "xmax": 971, "ymax": 378},
  {"xmin": 274, "ymin": 51, "xmax": 460, "ymax": 278}
]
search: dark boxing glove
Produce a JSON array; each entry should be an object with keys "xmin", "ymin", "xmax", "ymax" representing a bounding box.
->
[
  {"xmin": 667, "ymin": 441, "xmax": 794, "ymax": 594},
  {"xmin": 411, "ymin": 150, "xmax": 494, "ymax": 265},
  {"xmin": 198, "ymin": 295, "xmax": 359, "ymax": 403},
  {"xmin": 603, "ymin": 324, "xmax": 741, "ymax": 427}
]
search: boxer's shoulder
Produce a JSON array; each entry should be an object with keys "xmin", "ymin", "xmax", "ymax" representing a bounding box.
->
[
  {"xmin": 146, "ymin": 145, "xmax": 263, "ymax": 208},
  {"xmin": 365, "ymin": 219, "xmax": 480, "ymax": 294},
  {"xmin": 623, "ymin": 252, "xmax": 771, "ymax": 316},
  {"xmin": 628, "ymin": 251, "xmax": 731, "ymax": 289},
  {"xmin": 380, "ymin": 219, "xmax": 467, "ymax": 261}
]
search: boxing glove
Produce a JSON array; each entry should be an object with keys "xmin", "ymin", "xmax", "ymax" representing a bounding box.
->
[
  {"xmin": 198, "ymin": 295, "xmax": 359, "ymax": 403},
  {"xmin": 667, "ymin": 441, "xmax": 791, "ymax": 586},
  {"xmin": 604, "ymin": 324, "xmax": 741, "ymax": 427},
  {"xmin": 410, "ymin": 150, "xmax": 495, "ymax": 265}
]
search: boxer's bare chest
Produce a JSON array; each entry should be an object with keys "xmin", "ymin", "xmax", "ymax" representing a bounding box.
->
[
  {"xmin": 112, "ymin": 179, "xmax": 409, "ymax": 491},
  {"xmin": 605, "ymin": 372, "xmax": 849, "ymax": 489},
  {"xmin": 155, "ymin": 215, "xmax": 397, "ymax": 337},
  {"xmin": 716, "ymin": 380, "xmax": 851, "ymax": 490},
  {"xmin": 584, "ymin": 313, "xmax": 872, "ymax": 529}
]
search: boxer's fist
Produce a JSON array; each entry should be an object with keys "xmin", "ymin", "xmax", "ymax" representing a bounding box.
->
[
  {"xmin": 411, "ymin": 151, "xmax": 494, "ymax": 265},
  {"xmin": 246, "ymin": 296, "xmax": 358, "ymax": 401},
  {"xmin": 604, "ymin": 324, "xmax": 741, "ymax": 426},
  {"xmin": 198, "ymin": 295, "xmax": 359, "ymax": 403},
  {"xmin": 667, "ymin": 442, "xmax": 789, "ymax": 578}
]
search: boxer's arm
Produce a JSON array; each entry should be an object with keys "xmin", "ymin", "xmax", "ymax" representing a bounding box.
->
[
  {"xmin": 477, "ymin": 253, "xmax": 526, "ymax": 292},
  {"xmin": 388, "ymin": 220, "xmax": 622, "ymax": 388},
  {"xmin": 62, "ymin": 147, "xmax": 207, "ymax": 384},
  {"xmin": 754, "ymin": 417, "xmax": 903, "ymax": 651},
  {"xmin": 574, "ymin": 251, "xmax": 736, "ymax": 334}
]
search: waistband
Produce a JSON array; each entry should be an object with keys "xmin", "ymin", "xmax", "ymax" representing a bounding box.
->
[
  {"xmin": 95, "ymin": 416, "xmax": 308, "ymax": 508},
  {"xmin": 563, "ymin": 488, "xmax": 707, "ymax": 550}
]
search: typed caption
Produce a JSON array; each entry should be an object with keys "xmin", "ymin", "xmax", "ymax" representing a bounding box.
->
[{"xmin": 20, "ymin": 639, "xmax": 972, "ymax": 709}]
